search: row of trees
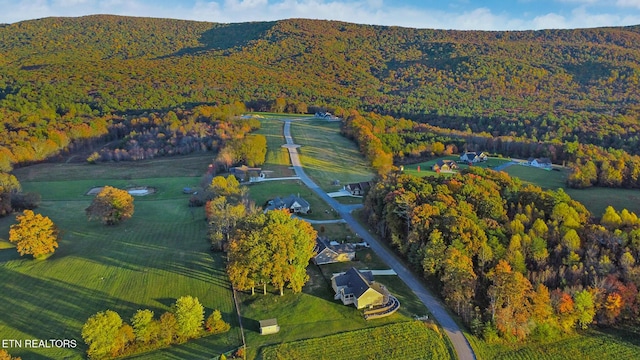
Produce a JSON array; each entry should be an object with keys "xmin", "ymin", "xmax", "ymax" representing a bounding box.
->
[
  {"xmin": 81, "ymin": 296, "xmax": 229, "ymax": 359},
  {"xmin": 364, "ymin": 168, "xmax": 640, "ymax": 341}
]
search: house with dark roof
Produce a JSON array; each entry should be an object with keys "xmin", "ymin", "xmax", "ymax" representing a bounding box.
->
[
  {"xmin": 460, "ymin": 151, "xmax": 488, "ymax": 163},
  {"xmin": 313, "ymin": 237, "xmax": 356, "ymax": 265},
  {"xmin": 265, "ymin": 194, "xmax": 310, "ymax": 214},
  {"xmin": 331, "ymin": 267, "xmax": 388, "ymax": 309},
  {"xmin": 432, "ymin": 159, "xmax": 459, "ymax": 172},
  {"xmin": 343, "ymin": 181, "xmax": 372, "ymax": 196}
]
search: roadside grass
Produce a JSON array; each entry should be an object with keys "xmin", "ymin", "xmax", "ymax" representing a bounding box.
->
[
  {"xmin": 252, "ymin": 117, "xmax": 294, "ymax": 177},
  {"xmin": 314, "ymin": 222, "xmax": 355, "ymax": 241},
  {"xmin": 467, "ymin": 326, "xmax": 640, "ymax": 360},
  {"xmin": 0, "ymin": 163, "xmax": 241, "ymax": 359},
  {"xmin": 247, "ymin": 180, "xmax": 339, "ymax": 221},
  {"xmin": 290, "ymin": 120, "xmax": 375, "ymax": 192},
  {"xmin": 333, "ymin": 196, "xmax": 363, "ymax": 205}
]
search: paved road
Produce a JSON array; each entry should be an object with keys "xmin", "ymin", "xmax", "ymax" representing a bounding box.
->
[{"xmin": 282, "ymin": 120, "xmax": 476, "ymax": 360}]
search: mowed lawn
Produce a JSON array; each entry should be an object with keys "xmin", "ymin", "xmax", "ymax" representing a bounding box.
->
[
  {"xmin": 503, "ymin": 165, "xmax": 640, "ymax": 216},
  {"xmin": 239, "ymin": 263, "xmax": 445, "ymax": 359},
  {"xmin": 0, "ymin": 162, "xmax": 241, "ymax": 359},
  {"xmin": 252, "ymin": 117, "xmax": 295, "ymax": 177},
  {"xmin": 402, "ymin": 156, "xmax": 511, "ymax": 178},
  {"xmin": 467, "ymin": 326, "xmax": 640, "ymax": 360},
  {"xmin": 290, "ymin": 120, "xmax": 375, "ymax": 192}
]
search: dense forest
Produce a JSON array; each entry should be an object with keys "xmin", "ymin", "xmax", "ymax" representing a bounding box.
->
[
  {"xmin": 1, "ymin": 16, "xmax": 639, "ymax": 186},
  {"xmin": 364, "ymin": 168, "xmax": 640, "ymax": 341}
]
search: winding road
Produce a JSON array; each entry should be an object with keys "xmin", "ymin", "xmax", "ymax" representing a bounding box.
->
[{"xmin": 281, "ymin": 120, "xmax": 476, "ymax": 360}]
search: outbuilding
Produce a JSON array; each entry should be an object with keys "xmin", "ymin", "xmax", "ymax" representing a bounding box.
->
[{"xmin": 259, "ymin": 318, "xmax": 280, "ymax": 335}]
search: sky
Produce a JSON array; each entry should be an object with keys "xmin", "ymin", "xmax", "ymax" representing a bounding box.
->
[{"xmin": 1, "ymin": 0, "xmax": 639, "ymax": 30}]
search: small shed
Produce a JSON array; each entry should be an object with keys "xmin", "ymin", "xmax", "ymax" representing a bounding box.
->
[{"xmin": 259, "ymin": 318, "xmax": 280, "ymax": 335}]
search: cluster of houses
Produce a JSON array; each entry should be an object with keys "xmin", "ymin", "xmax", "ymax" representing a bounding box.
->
[{"xmin": 431, "ymin": 151, "xmax": 488, "ymax": 172}]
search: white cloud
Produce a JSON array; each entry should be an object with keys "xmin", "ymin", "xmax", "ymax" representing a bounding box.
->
[{"xmin": 617, "ymin": 0, "xmax": 640, "ymax": 8}]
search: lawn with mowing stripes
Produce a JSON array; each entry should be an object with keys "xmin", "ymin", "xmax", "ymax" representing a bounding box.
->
[
  {"xmin": 260, "ymin": 321, "xmax": 451, "ymax": 360},
  {"xmin": 289, "ymin": 120, "xmax": 375, "ymax": 192},
  {"xmin": 0, "ymin": 176, "xmax": 241, "ymax": 359},
  {"xmin": 467, "ymin": 326, "xmax": 640, "ymax": 360},
  {"xmin": 252, "ymin": 117, "xmax": 295, "ymax": 177}
]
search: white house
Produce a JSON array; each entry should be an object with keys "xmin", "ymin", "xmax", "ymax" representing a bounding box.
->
[
  {"xmin": 529, "ymin": 157, "xmax": 552, "ymax": 169},
  {"xmin": 460, "ymin": 152, "xmax": 488, "ymax": 163}
]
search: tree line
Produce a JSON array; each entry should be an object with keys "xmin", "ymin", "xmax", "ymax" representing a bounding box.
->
[
  {"xmin": 364, "ymin": 167, "xmax": 640, "ymax": 341},
  {"xmin": 81, "ymin": 296, "xmax": 230, "ymax": 359},
  {"xmin": 342, "ymin": 109, "xmax": 640, "ymax": 190}
]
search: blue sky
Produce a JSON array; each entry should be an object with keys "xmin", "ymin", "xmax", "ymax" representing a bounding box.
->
[{"xmin": 1, "ymin": 0, "xmax": 639, "ymax": 30}]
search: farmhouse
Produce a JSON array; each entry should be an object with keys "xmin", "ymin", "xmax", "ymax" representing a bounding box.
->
[
  {"xmin": 528, "ymin": 157, "xmax": 552, "ymax": 169},
  {"xmin": 313, "ymin": 237, "xmax": 356, "ymax": 265},
  {"xmin": 259, "ymin": 318, "xmax": 280, "ymax": 335},
  {"xmin": 343, "ymin": 181, "xmax": 372, "ymax": 196},
  {"xmin": 460, "ymin": 151, "xmax": 488, "ymax": 163},
  {"xmin": 331, "ymin": 267, "xmax": 388, "ymax": 309},
  {"xmin": 432, "ymin": 159, "xmax": 459, "ymax": 172},
  {"xmin": 265, "ymin": 194, "xmax": 310, "ymax": 214},
  {"xmin": 230, "ymin": 165, "xmax": 263, "ymax": 182}
]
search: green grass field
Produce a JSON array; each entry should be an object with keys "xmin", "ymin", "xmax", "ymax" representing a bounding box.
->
[
  {"xmin": 238, "ymin": 263, "xmax": 442, "ymax": 359},
  {"xmin": 252, "ymin": 117, "xmax": 295, "ymax": 177},
  {"xmin": 467, "ymin": 326, "xmax": 640, "ymax": 360},
  {"xmin": 260, "ymin": 321, "xmax": 451, "ymax": 360},
  {"xmin": 503, "ymin": 164, "xmax": 640, "ymax": 216},
  {"xmin": 247, "ymin": 180, "xmax": 340, "ymax": 221},
  {"xmin": 402, "ymin": 156, "xmax": 511, "ymax": 178},
  {"xmin": 0, "ymin": 160, "xmax": 241, "ymax": 359},
  {"xmin": 290, "ymin": 120, "xmax": 375, "ymax": 192}
]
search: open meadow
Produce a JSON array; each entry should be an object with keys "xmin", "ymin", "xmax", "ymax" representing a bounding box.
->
[
  {"xmin": 503, "ymin": 165, "xmax": 640, "ymax": 216},
  {"xmin": 467, "ymin": 326, "xmax": 640, "ymax": 360},
  {"xmin": 290, "ymin": 119, "xmax": 375, "ymax": 192},
  {"xmin": 0, "ymin": 155, "xmax": 241, "ymax": 359}
]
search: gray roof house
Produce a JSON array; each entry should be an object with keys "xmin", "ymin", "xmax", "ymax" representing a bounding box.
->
[
  {"xmin": 460, "ymin": 151, "xmax": 488, "ymax": 163},
  {"xmin": 331, "ymin": 267, "xmax": 388, "ymax": 309},
  {"xmin": 313, "ymin": 237, "xmax": 356, "ymax": 265},
  {"xmin": 343, "ymin": 181, "xmax": 372, "ymax": 196},
  {"xmin": 265, "ymin": 194, "xmax": 310, "ymax": 214}
]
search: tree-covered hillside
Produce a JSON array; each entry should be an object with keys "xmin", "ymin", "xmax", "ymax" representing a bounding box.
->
[{"xmin": 1, "ymin": 16, "xmax": 640, "ymax": 171}]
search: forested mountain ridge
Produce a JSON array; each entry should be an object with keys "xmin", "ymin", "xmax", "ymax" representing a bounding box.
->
[{"xmin": 1, "ymin": 16, "xmax": 640, "ymax": 171}]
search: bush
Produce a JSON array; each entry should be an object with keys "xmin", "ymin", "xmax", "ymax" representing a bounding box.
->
[{"xmin": 11, "ymin": 192, "xmax": 41, "ymax": 210}]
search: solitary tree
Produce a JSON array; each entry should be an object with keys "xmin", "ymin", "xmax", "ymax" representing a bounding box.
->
[
  {"xmin": 173, "ymin": 296, "xmax": 205, "ymax": 339},
  {"xmin": 9, "ymin": 209, "xmax": 59, "ymax": 258},
  {"xmin": 82, "ymin": 310, "xmax": 124, "ymax": 359},
  {"xmin": 86, "ymin": 186, "xmax": 134, "ymax": 225}
]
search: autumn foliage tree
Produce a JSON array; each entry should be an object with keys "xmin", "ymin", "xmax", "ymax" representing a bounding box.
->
[
  {"xmin": 86, "ymin": 186, "xmax": 134, "ymax": 225},
  {"xmin": 9, "ymin": 209, "xmax": 59, "ymax": 258},
  {"xmin": 228, "ymin": 209, "xmax": 317, "ymax": 296},
  {"xmin": 82, "ymin": 310, "xmax": 125, "ymax": 359}
]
